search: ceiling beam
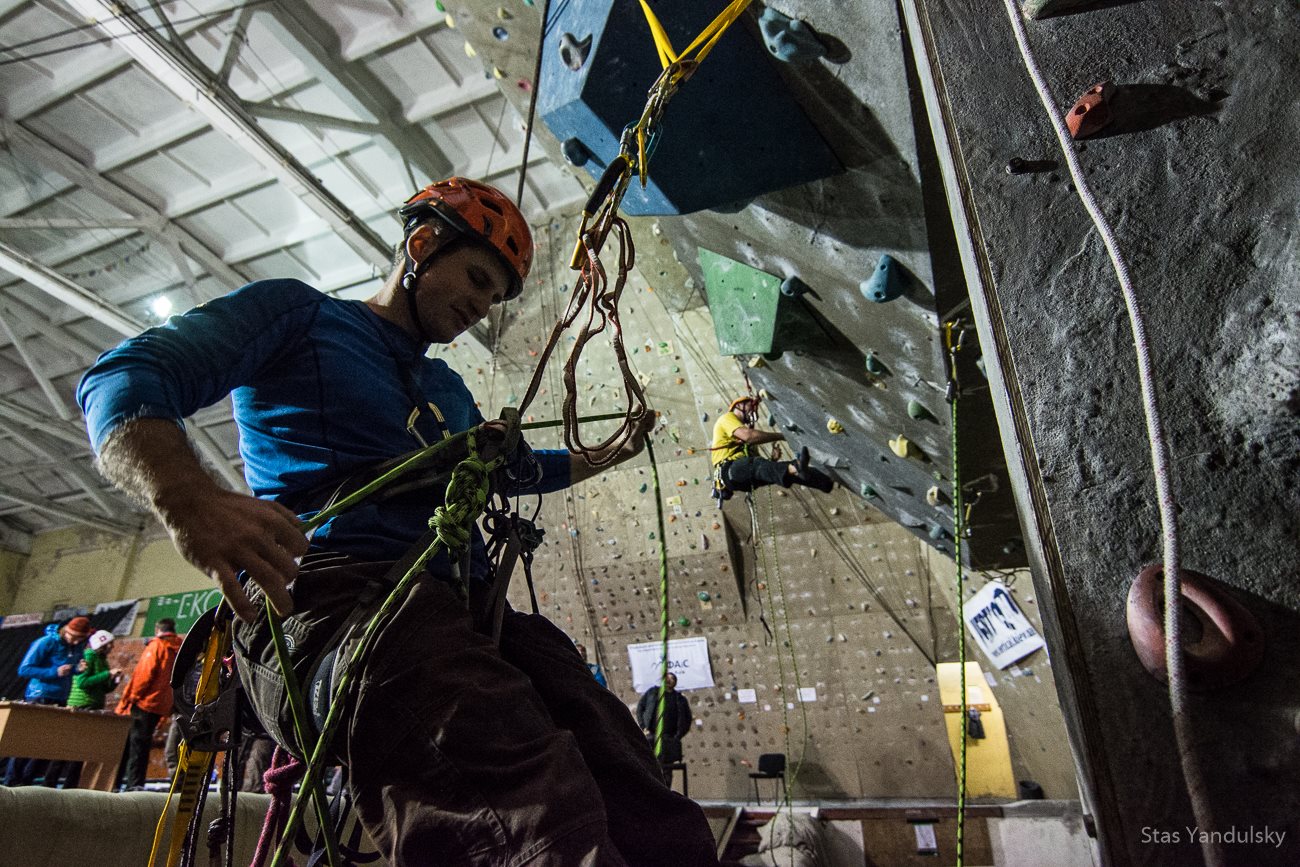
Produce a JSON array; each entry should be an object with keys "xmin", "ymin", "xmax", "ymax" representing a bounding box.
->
[
  {"xmin": 0, "ymin": 482, "xmax": 136, "ymax": 535},
  {"xmin": 245, "ymin": 103, "xmax": 384, "ymax": 136},
  {"xmin": 0, "ymin": 310, "xmax": 74, "ymax": 420},
  {"xmin": 0, "ymin": 398, "xmax": 90, "ymax": 448},
  {"xmin": 70, "ymin": 0, "xmax": 394, "ymax": 270},
  {"xmin": 0, "ymin": 238, "xmax": 145, "ymax": 336},
  {"xmin": 260, "ymin": 4, "xmax": 455, "ymax": 185},
  {"xmin": 0, "ymin": 419, "xmax": 124, "ymax": 518},
  {"xmin": 0, "ymin": 217, "xmax": 159, "ymax": 230},
  {"xmin": 1, "ymin": 120, "xmax": 246, "ymax": 291}
]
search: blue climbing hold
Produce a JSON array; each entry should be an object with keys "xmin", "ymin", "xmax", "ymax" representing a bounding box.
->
[
  {"xmin": 492, "ymin": 25, "xmax": 509, "ymax": 41},
  {"xmin": 561, "ymin": 137, "xmax": 590, "ymax": 167},
  {"xmin": 860, "ymin": 254, "xmax": 904, "ymax": 303},
  {"xmin": 928, "ymin": 524, "xmax": 950, "ymax": 541},
  {"xmin": 860, "ymin": 483, "xmax": 878, "ymax": 499},
  {"xmin": 780, "ymin": 275, "xmax": 811, "ymax": 298},
  {"xmin": 865, "ymin": 352, "xmax": 889, "ymax": 376},
  {"xmin": 758, "ymin": 7, "xmax": 827, "ymax": 64}
]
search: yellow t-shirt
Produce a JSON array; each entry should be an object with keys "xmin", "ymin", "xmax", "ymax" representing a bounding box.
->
[{"xmin": 711, "ymin": 412, "xmax": 748, "ymax": 466}]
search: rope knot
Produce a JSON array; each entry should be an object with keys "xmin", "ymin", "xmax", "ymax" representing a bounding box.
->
[{"xmin": 430, "ymin": 447, "xmax": 492, "ymax": 556}]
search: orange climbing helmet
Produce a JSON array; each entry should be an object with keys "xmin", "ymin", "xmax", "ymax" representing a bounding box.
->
[
  {"xmin": 399, "ymin": 177, "xmax": 533, "ymax": 300},
  {"xmin": 729, "ymin": 395, "xmax": 760, "ymax": 421}
]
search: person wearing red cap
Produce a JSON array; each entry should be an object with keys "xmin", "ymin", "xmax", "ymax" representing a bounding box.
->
[
  {"xmin": 1, "ymin": 616, "xmax": 91, "ymax": 786},
  {"xmin": 77, "ymin": 179, "xmax": 715, "ymax": 865}
]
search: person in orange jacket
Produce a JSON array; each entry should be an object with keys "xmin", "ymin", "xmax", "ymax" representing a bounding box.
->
[{"xmin": 115, "ymin": 618, "xmax": 183, "ymax": 790}]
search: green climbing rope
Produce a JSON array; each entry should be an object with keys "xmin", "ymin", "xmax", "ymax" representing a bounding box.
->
[
  {"xmin": 646, "ymin": 436, "xmax": 672, "ymax": 762},
  {"xmin": 267, "ymin": 429, "xmax": 504, "ymax": 867}
]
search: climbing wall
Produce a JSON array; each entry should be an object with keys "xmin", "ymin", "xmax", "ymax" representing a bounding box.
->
[
  {"xmin": 904, "ymin": 0, "xmax": 1300, "ymax": 864},
  {"xmin": 429, "ymin": 206, "xmax": 1074, "ymax": 802}
]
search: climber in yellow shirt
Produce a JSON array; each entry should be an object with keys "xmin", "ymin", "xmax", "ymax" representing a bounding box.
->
[{"xmin": 711, "ymin": 397, "xmax": 833, "ymax": 496}]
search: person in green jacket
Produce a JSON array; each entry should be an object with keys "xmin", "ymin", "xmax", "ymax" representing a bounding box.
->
[
  {"xmin": 46, "ymin": 630, "xmax": 124, "ymax": 788},
  {"xmin": 69, "ymin": 630, "xmax": 123, "ymax": 710}
]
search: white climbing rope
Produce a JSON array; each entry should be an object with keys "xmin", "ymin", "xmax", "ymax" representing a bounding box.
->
[{"xmin": 998, "ymin": 3, "xmax": 1220, "ymax": 865}]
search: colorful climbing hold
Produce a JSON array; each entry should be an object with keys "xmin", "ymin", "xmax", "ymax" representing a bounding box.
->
[
  {"xmin": 758, "ymin": 6, "xmax": 827, "ymax": 63},
  {"xmin": 827, "ymin": 417, "xmax": 845, "ymax": 434},
  {"xmin": 677, "ymin": 616, "xmax": 692, "ymax": 627},
  {"xmin": 780, "ymin": 275, "xmax": 812, "ymax": 298},
  {"xmin": 907, "ymin": 399, "xmax": 937, "ymax": 422},
  {"xmin": 698, "ymin": 591, "xmax": 712, "ymax": 602},
  {"xmin": 889, "ymin": 435, "xmax": 925, "ymax": 461},
  {"xmin": 865, "ymin": 352, "xmax": 890, "ymax": 376},
  {"xmin": 860, "ymin": 254, "xmax": 904, "ymax": 303}
]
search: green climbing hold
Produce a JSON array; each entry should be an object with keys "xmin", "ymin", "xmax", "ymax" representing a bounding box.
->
[
  {"xmin": 648, "ymin": 532, "xmax": 657, "ymax": 539},
  {"xmin": 860, "ymin": 483, "xmax": 878, "ymax": 498},
  {"xmin": 677, "ymin": 616, "xmax": 692, "ymax": 627},
  {"xmin": 907, "ymin": 399, "xmax": 937, "ymax": 422},
  {"xmin": 698, "ymin": 591, "xmax": 711, "ymax": 602},
  {"xmin": 639, "ymin": 483, "xmax": 648, "ymax": 494},
  {"xmin": 865, "ymin": 353, "xmax": 888, "ymax": 376},
  {"xmin": 435, "ymin": 0, "xmax": 445, "ymax": 9}
]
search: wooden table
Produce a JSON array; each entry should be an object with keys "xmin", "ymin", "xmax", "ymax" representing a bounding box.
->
[{"xmin": 0, "ymin": 700, "xmax": 133, "ymax": 791}]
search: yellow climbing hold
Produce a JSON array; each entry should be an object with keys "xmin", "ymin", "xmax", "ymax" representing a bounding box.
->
[
  {"xmin": 827, "ymin": 418, "xmax": 845, "ymax": 434},
  {"xmin": 748, "ymin": 356, "xmax": 768, "ymax": 369},
  {"xmin": 889, "ymin": 435, "xmax": 925, "ymax": 461},
  {"xmin": 464, "ymin": 41, "xmax": 476, "ymax": 57},
  {"xmin": 492, "ymin": 66, "xmax": 505, "ymax": 79},
  {"xmin": 445, "ymin": 13, "xmax": 456, "ymax": 27}
]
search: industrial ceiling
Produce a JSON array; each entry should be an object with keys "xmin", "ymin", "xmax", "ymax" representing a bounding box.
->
[{"xmin": 0, "ymin": 0, "xmax": 586, "ymax": 541}]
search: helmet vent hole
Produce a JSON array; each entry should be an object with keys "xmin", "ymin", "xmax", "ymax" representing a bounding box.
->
[
  {"xmin": 506, "ymin": 237, "xmax": 519, "ymax": 253},
  {"xmin": 481, "ymin": 199, "xmax": 505, "ymax": 214}
]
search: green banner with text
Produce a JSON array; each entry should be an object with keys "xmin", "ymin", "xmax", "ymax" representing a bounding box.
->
[{"xmin": 142, "ymin": 587, "xmax": 224, "ymax": 635}]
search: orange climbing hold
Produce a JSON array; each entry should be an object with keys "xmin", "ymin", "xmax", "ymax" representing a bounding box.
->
[{"xmin": 1067, "ymin": 80, "xmax": 1115, "ymax": 139}]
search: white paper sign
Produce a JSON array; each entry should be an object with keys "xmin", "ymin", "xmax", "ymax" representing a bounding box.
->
[
  {"xmin": 913, "ymin": 823, "xmax": 938, "ymax": 854},
  {"xmin": 963, "ymin": 581, "xmax": 1044, "ymax": 669},
  {"xmin": 627, "ymin": 637, "xmax": 715, "ymax": 692},
  {"xmin": 798, "ymin": 687, "xmax": 817, "ymax": 702},
  {"xmin": 737, "ymin": 689, "xmax": 757, "ymax": 704}
]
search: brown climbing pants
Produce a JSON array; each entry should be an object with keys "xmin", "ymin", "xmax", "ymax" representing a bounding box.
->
[{"xmin": 237, "ymin": 555, "xmax": 719, "ymax": 867}]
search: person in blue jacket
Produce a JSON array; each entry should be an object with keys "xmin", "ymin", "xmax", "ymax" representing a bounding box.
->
[
  {"xmin": 77, "ymin": 178, "xmax": 719, "ymax": 865},
  {"xmin": 2, "ymin": 616, "xmax": 91, "ymax": 785}
]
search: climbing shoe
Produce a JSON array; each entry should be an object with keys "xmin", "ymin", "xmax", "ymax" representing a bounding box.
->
[{"xmin": 797, "ymin": 445, "xmax": 810, "ymax": 476}]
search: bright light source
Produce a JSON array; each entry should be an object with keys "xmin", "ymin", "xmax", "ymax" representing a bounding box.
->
[{"xmin": 150, "ymin": 295, "xmax": 173, "ymax": 318}]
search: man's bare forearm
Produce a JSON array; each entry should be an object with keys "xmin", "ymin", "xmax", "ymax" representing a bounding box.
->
[
  {"xmin": 97, "ymin": 417, "xmax": 305, "ymax": 620},
  {"xmin": 96, "ymin": 418, "xmax": 221, "ymax": 515}
]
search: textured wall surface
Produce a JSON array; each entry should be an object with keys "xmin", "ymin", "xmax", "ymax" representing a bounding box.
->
[{"xmin": 909, "ymin": 0, "xmax": 1300, "ymax": 863}]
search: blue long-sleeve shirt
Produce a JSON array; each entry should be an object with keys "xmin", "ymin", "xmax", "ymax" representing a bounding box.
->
[
  {"xmin": 19, "ymin": 624, "xmax": 82, "ymax": 702},
  {"xmin": 76, "ymin": 279, "xmax": 569, "ymax": 571}
]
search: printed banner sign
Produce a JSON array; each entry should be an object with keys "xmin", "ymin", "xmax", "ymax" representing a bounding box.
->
[
  {"xmin": 627, "ymin": 637, "xmax": 715, "ymax": 693},
  {"xmin": 143, "ymin": 587, "xmax": 224, "ymax": 635},
  {"xmin": 963, "ymin": 581, "xmax": 1044, "ymax": 669},
  {"xmin": 95, "ymin": 599, "xmax": 141, "ymax": 636},
  {"xmin": 0, "ymin": 612, "xmax": 44, "ymax": 629},
  {"xmin": 51, "ymin": 605, "xmax": 89, "ymax": 622}
]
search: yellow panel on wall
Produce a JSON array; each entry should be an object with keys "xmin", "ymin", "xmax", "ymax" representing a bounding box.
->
[{"xmin": 937, "ymin": 661, "xmax": 1017, "ymax": 798}]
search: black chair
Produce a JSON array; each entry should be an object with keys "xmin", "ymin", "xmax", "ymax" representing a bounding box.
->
[{"xmin": 748, "ymin": 753, "xmax": 786, "ymax": 804}]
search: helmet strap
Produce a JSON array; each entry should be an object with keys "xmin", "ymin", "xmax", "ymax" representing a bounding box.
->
[{"xmin": 400, "ymin": 223, "xmax": 448, "ymax": 344}]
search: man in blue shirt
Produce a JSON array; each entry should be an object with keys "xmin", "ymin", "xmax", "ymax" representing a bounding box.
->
[
  {"xmin": 77, "ymin": 178, "xmax": 718, "ymax": 865},
  {"xmin": 2, "ymin": 616, "xmax": 90, "ymax": 786}
]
